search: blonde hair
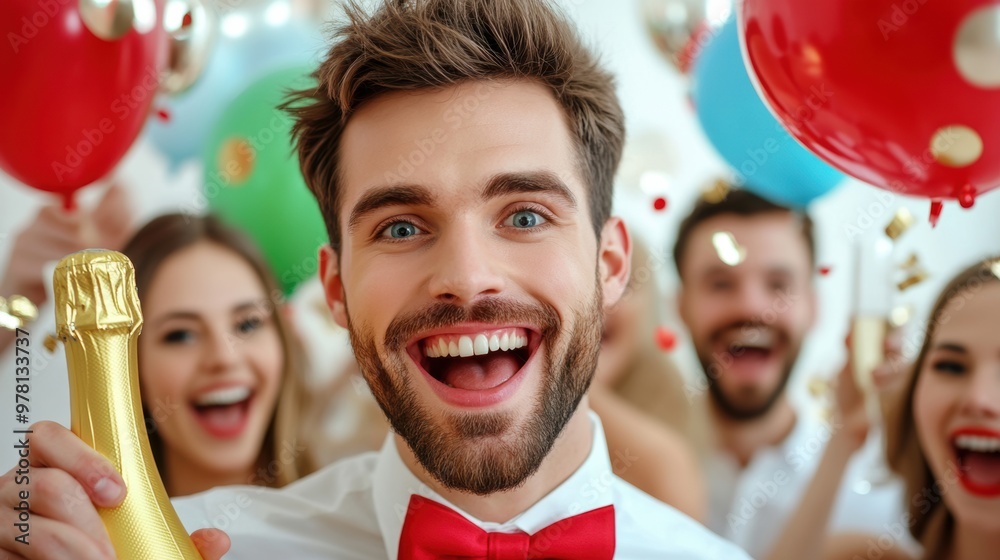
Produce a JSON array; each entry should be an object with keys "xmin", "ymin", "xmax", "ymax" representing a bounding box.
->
[
  {"xmin": 885, "ymin": 256, "xmax": 1000, "ymax": 558},
  {"xmin": 609, "ymin": 240, "xmax": 708, "ymax": 452}
]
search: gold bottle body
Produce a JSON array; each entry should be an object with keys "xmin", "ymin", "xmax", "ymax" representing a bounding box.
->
[{"xmin": 55, "ymin": 250, "xmax": 201, "ymax": 559}]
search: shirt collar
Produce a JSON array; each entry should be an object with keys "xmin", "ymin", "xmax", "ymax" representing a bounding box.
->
[{"xmin": 372, "ymin": 411, "xmax": 614, "ymax": 560}]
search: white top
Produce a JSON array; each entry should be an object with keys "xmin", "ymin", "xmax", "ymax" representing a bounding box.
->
[
  {"xmin": 174, "ymin": 413, "xmax": 751, "ymax": 559},
  {"xmin": 706, "ymin": 406, "xmax": 908, "ymax": 559}
]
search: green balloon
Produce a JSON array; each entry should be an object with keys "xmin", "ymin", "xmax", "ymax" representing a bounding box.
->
[{"xmin": 203, "ymin": 66, "xmax": 326, "ymax": 296}]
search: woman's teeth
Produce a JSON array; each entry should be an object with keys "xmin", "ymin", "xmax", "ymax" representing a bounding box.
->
[
  {"xmin": 955, "ymin": 434, "xmax": 1000, "ymax": 453},
  {"xmin": 194, "ymin": 386, "xmax": 252, "ymax": 407},
  {"xmin": 424, "ymin": 330, "xmax": 528, "ymax": 358}
]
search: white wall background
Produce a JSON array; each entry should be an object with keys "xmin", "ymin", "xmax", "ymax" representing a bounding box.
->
[{"xmin": 3, "ymin": 0, "xmax": 1000, "ymax": 469}]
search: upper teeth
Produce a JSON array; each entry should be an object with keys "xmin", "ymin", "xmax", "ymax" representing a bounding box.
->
[
  {"xmin": 195, "ymin": 386, "xmax": 251, "ymax": 406},
  {"xmin": 424, "ymin": 330, "xmax": 528, "ymax": 358},
  {"xmin": 729, "ymin": 329, "xmax": 774, "ymax": 350},
  {"xmin": 955, "ymin": 435, "xmax": 1000, "ymax": 453}
]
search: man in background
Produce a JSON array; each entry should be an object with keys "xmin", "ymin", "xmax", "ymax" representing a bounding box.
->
[{"xmin": 673, "ymin": 188, "xmax": 903, "ymax": 558}]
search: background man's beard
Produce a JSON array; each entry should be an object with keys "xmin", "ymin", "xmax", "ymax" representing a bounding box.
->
[
  {"xmin": 704, "ymin": 363, "xmax": 792, "ymax": 421},
  {"xmin": 699, "ymin": 339, "xmax": 802, "ymax": 421},
  {"xmin": 347, "ymin": 292, "xmax": 603, "ymax": 495}
]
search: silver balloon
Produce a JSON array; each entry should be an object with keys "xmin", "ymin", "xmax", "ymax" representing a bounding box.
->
[
  {"xmin": 954, "ymin": 5, "xmax": 1000, "ymax": 88},
  {"xmin": 79, "ymin": 0, "xmax": 156, "ymax": 40},
  {"xmin": 161, "ymin": 0, "xmax": 216, "ymax": 94},
  {"xmin": 639, "ymin": 0, "xmax": 731, "ymax": 74}
]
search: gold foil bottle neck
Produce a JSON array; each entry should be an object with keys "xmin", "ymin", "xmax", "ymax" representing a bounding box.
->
[
  {"xmin": 54, "ymin": 249, "xmax": 142, "ymax": 339},
  {"xmin": 53, "ymin": 249, "xmax": 202, "ymax": 559}
]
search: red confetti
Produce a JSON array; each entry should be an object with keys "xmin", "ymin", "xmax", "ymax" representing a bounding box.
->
[
  {"xmin": 818, "ymin": 265, "xmax": 831, "ymax": 276},
  {"xmin": 182, "ymin": 12, "xmax": 193, "ymax": 28},
  {"xmin": 156, "ymin": 108, "xmax": 171, "ymax": 122},
  {"xmin": 929, "ymin": 199, "xmax": 943, "ymax": 228},
  {"xmin": 652, "ymin": 196, "xmax": 668, "ymax": 211},
  {"xmin": 654, "ymin": 326, "xmax": 676, "ymax": 351}
]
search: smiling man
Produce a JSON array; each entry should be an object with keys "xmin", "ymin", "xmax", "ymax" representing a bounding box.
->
[
  {"xmin": 673, "ymin": 189, "xmax": 903, "ymax": 558},
  {"xmin": 0, "ymin": 1, "xmax": 750, "ymax": 559}
]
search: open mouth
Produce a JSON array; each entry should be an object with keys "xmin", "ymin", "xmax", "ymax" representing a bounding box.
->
[
  {"xmin": 407, "ymin": 326, "xmax": 539, "ymax": 407},
  {"xmin": 716, "ymin": 327, "xmax": 779, "ymax": 377},
  {"xmin": 952, "ymin": 429, "xmax": 1000, "ymax": 498},
  {"xmin": 190, "ymin": 385, "xmax": 254, "ymax": 439}
]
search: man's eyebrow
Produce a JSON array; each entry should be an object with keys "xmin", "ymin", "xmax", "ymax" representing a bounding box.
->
[
  {"xmin": 481, "ymin": 171, "xmax": 577, "ymax": 209},
  {"xmin": 347, "ymin": 184, "xmax": 436, "ymax": 232}
]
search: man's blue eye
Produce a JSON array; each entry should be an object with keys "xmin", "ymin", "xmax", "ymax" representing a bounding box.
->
[
  {"xmin": 384, "ymin": 222, "xmax": 421, "ymax": 239},
  {"xmin": 508, "ymin": 210, "xmax": 545, "ymax": 228}
]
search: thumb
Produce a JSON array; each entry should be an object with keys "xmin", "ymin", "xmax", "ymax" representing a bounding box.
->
[{"xmin": 191, "ymin": 528, "xmax": 231, "ymax": 560}]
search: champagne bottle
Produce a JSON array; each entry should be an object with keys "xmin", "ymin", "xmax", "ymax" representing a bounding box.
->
[{"xmin": 54, "ymin": 250, "xmax": 202, "ymax": 559}]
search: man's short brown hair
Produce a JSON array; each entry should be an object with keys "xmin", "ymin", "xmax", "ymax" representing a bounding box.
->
[
  {"xmin": 284, "ymin": 0, "xmax": 625, "ymax": 253},
  {"xmin": 672, "ymin": 188, "xmax": 816, "ymax": 278}
]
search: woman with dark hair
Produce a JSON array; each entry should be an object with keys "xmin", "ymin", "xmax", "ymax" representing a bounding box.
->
[{"xmin": 121, "ymin": 213, "xmax": 317, "ymax": 496}]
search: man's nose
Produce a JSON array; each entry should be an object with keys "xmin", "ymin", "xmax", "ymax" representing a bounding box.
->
[
  {"xmin": 426, "ymin": 223, "xmax": 506, "ymax": 305},
  {"xmin": 732, "ymin": 282, "xmax": 775, "ymax": 320}
]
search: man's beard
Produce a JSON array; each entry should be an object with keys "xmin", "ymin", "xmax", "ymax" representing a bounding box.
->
[
  {"xmin": 698, "ymin": 323, "xmax": 801, "ymax": 421},
  {"xmin": 346, "ymin": 289, "xmax": 603, "ymax": 495}
]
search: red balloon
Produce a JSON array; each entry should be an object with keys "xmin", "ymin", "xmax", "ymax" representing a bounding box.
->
[
  {"xmin": 741, "ymin": 0, "xmax": 1000, "ymax": 207},
  {"xmin": 0, "ymin": 0, "xmax": 166, "ymax": 204}
]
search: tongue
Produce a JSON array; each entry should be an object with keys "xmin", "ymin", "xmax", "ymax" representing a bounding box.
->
[
  {"xmin": 440, "ymin": 353, "xmax": 521, "ymax": 391},
  {"xmin": 196, "ymin": 403, "xmax": 246, "ymax": 430},
  {"xmin": 964, "ymin": 452, "xmax": 1000, "ymax": 487},
  {"xmin": 727, "ymin": 347, "xmax": 772, "ymax": 379}
]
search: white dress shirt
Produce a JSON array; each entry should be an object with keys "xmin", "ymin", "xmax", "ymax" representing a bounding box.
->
[
  {"xmin": 706, "ymin": 406, "xmax": 908, "ymax": 559},
  {"xmin": 174, "ymin": 412, "xmax": 751, "ymax": 559}
]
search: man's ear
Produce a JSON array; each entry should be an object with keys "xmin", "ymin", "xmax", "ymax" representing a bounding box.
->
[
  {"xmin": 598, "ymin": 217, "xmax": 631, "ymax": 310},
  {"xmin": 318, "ymin": 244, "xmax": 348, "ymax": 328}
]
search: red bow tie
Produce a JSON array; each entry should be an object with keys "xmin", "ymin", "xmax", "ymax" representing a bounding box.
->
[{"xmin": 397, "ymin": 495, "xmax": 615, "ymax": 560}]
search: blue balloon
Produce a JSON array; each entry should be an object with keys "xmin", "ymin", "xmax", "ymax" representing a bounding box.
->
[
  {"xmin": 146, "ymin": 19, "xmax": 324, "ymax": 174},
  {"xmin": 691, "ymin": 17, "xmax": 843, "ymax": 208}
]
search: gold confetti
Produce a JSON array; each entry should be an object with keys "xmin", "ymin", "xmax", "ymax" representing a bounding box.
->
[
  {"xmin": 899, "ymin": 253, "xmax": 920, "ymax": 270},
  {"xmin": 885, "ymin": 208, "xmax": 915, "ymax": 240},
  {"xmin": 898, "ymin": 270, "xmax": 929, "ymax": 292},
  {"xmin": 807, "ymin": 376, "xmax": 830, "ymax": 398},
  {"xmin": 44, "ymin": 335, "xmax": 59, "ymax": 353},
  {"xmin": 711, "ymin": 231, "xmax": 746, "ymax": 266},
  {"xmin": 0, "ymin": 295, "xmax": 38, "ymax": 331},
  {"xmin": 702, "ymin": 179, "xmax": 731, "ymax": 204}
]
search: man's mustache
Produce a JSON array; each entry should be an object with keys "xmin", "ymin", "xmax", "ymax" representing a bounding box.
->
[{"xmin": 383, "ymin": 298, "xmax": 561, "ymax": 350}]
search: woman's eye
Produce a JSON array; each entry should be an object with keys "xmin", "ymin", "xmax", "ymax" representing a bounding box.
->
[
  {"xmin": 164, "ymin": 330, "xmax": 194, "ymax": 344},
  {"xmin": 237, "ymin": 317, "xmax": 263, "ymax": 335},
  {"xmin": 381, "ymin": 221, "xmax": 424, "ymax": 239},
  {"xmin": 932, "ymin": 360, "xmax": 967, "ymax": 375},
  {"xmin": 506, "ymin": 210, "xmax": 546, "ymax": 229}
]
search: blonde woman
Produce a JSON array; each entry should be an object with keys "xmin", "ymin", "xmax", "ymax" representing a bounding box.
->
[{"xmin": 590, "ymin": 240, "xmax": 708, "ymax": 521}]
